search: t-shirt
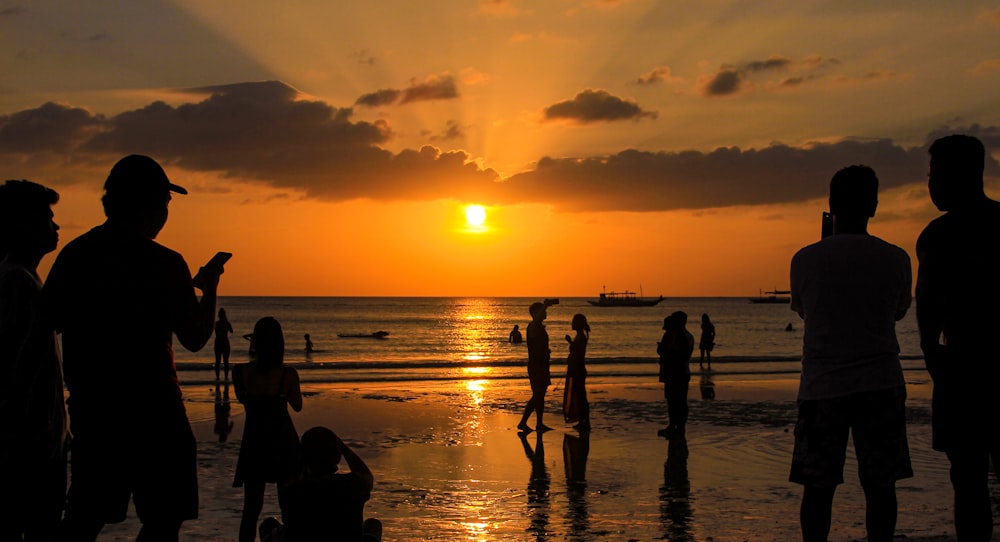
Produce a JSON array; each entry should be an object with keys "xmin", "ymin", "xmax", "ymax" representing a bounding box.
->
[
  {"xmin": 0, "ymin": 259, "xmax": 65, "ymax": 459},
  {"xmin": 43, "ymin": 224, "xmax": 202, "ymax": 415},
  {"xmin": 279, "ymin": 472, "xmax": 372, "ymax": 541},
  {"xmin": 790, "ymin": 234, "xmax": 911, "ymax": 400},
  {"xmin": 526, "ymin": 320, "xmax": 550, "ymax": 384}
]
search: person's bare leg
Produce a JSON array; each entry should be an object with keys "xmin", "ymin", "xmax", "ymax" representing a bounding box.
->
[
  {"xmin": 862, "ymin": 483, "xmax": 897, "ymax": 542},
  {"xmin": 800, "ymin": 485, "xmax": 835, "ymax": 542}
]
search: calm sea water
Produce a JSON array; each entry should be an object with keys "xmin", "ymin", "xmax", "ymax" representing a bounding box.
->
[{"xmin": 174, "ymin": 297, "xmax": 923, "ymax": 383}]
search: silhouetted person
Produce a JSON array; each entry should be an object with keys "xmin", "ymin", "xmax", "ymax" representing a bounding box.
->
[
  {"xmin": 44, "ymin": 155, "xmax": 222, "ymax": 542},
  {"xmin": 659, "ymin": 435, "xmax": 693, "ymax": 542},
  {"xmin": 518, "ymin": 302, "xmax": 552, "ymax": 432},
  {"xmin": 508, "ymin": 324, "xmax": 522, "ymax": 344},
  {"xmin": 233, "ymin": 317, "xmax": 303, "ymax": 542},
  {"xmin": 214, "ymin": 382, "xmax": 234, "ymax": 443},
  {"xmin": 916, "ymin": 134, "xmax": 1000, "ymax": 541},
  {"xmin": 562, "ymin": 313, "xmax": 591, "ymax": 432},
  {"xmin": 657, "ymin": 311, "xmax": 694, "ymax": 438},
  {"xmin": 0, "ymin": 180, "xmax": 67, "ymax": 541},
  {"xmin": 215, "ymin": 307, "xmax": 234, "ymax": 381},
  {"xmin": 304, "ymin": 333, "xmax": 313, "ymax": 354},
  {"xmin": 698, "ymin": 313, "xmax": 715, "ymax": 370},
  {"xmin": 260, "ymin": 426, "xmax": 381, "ymax": 542},
  {"xmin": 785, "ymin": 322, "xmax": 794, "ymax": 332},
  {"xmin": 518, "ymin": 430, "xmax": 550, "ymax": 538},
  {"xmin": 789, "ymin": 165, "xmax": 912, "ymax": 542}
]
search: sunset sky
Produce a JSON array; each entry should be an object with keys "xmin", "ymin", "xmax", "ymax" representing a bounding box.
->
[{"xmin": 2, "ymin": 0, "xmax": 999, "ymax": 296}]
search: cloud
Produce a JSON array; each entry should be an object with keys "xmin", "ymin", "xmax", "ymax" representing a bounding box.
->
[
  {"xmin": 2, "ymin": 81, "xmax": 997, "ymax": 214},
  {"xmin": 0, "ymin": 81, "xmax": 499, "ymax": 201},
  {"xmin": 634, "ymin": 66, "xmax": 683, "ymax": 86},
  {"xmin": 355, "ymin": 74, "xmax": 459, "ymax": 108},
  {"xmin": 355, "ymin": 89, "xmax": 401, "ymax": 108},
  {"xmin": 978, "ymin": 7, "xmax": 1000, "ymax": 26},
  {"xmin": 400, "ymin": 74, "xmax": 458, "ymax": 104},
  {"xmin": 0, "ymin": 6, "xmax": 23, "ymax": 16},
  {"xmin": 702, "ymin": 69, "xmax": 743, "ymax": 96},
  {"xmin": 745, "ymin": 56, "xmax": 791, "ymax": 72},
  {"xmin": 499, "ymin": 135, "xmax": 1000, "ymax": 213},
  {"xmin": 542, "ymin": 89, "xmax": 657, "ymax": 123},
  {"xmin": 701, "ymin": 55, "xmax": 854, "ymax": 96}
]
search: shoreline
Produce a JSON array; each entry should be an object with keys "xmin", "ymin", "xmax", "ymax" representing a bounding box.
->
[{"xmin": 92, "ymin": 375, "xmax": 993, "ymax": 541}]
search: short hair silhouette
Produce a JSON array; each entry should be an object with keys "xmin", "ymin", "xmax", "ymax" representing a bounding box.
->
[
  {"xmin": 529, "ymin": 302, "xmax": 546, "ymax": 318},
  {"xmin": 829, "ymin": 165, "xmax": 878, "ymax": 218},
  {"xmin": 301, "ymin": 426, "xmax": 341, "ymax": 475},
  {"xmin": 0, "ymin": 180, "xmax": 59, "ymax": 256},
  {"xmin": 929, "ymin": 134, "xmax": 986, "ymax": 186}
]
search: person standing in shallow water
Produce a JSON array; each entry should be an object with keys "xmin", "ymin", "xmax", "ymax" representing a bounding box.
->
[
  {"xmin": 657, "ymin": 312, "xmax": 694, "ymax": 438},
  {"xmin": 916, "ymin": 134, "xmax": 1000, "ymax": 541},
  {"xmin": 233, "ymin": 316, "xmax": 303, "ymax": 542},
  {"xmin": 563, "ymin": 313, "xmax": 591, "ymax": 432},
  {"xmin": 698, "ymin": 313, "xmax": 715, "ymax": 371},
  {"xmin": 518, "ymin": 302, "xmax": 552, "ymax": 432},
  {"xmin": 215, "ymin": 307, "xmax": 234, "ymax": 381},
  {"xmin": 508, "ymin": 324, "xmax": 523, "ymax": 344}
]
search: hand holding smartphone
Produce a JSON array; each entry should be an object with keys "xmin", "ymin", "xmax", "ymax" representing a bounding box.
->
[
  {"xmin": 193, "ymin": 251, "xmax": 231, "ymax": 290},
  {"xmin": 821, "ymin": 212, "xmax": 833, "ymax": 239}
]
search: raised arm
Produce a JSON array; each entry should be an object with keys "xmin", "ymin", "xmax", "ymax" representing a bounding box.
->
[{"xmin": 336, "ymin": 433, "xmax": 374, "ymax": 492}]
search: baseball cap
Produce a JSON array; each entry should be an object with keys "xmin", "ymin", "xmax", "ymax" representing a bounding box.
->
[{"xmin": 104, "ymin": 155, "xmax": 187, "ymax": 199}]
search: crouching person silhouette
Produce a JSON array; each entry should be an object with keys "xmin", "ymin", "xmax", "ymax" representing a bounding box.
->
[{"xmin": 260, "ymin": 426, "xmax": 382, "ymax": 542}]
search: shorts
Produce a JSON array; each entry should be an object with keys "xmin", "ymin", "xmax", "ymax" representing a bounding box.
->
[
  {"xmin": 789, "ymin": 386, "xmax": 912, "ymax": 488},
  {"xmin": 65, "ymin": 405, "xmax": 198, "ymax": 524}
]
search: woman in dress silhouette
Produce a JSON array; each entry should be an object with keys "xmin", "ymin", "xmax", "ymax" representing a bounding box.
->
[{"xmin": 232, "ymin": 317, "xmax": 303, "ymax": 542}]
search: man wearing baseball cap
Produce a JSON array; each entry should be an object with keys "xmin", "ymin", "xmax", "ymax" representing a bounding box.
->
[{"xmin": 44, "ymin": 155, "xmax": 223, "ymax": 541}]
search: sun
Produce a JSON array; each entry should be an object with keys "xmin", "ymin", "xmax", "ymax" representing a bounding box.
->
[{"xmin": 465, "ymin": 204, "xmax": 487, "ymax": 227}]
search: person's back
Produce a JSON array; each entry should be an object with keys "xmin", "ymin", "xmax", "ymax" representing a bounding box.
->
[
  {"xmin": 791, "ymin": 233, "xmax": 911, "ymax": 399},
  {"xmin": 274, "ymin": 426, "xmax": 378, "ymax": 542},
  {"xmin": 280, "ymin": 472, "xmax": 370, "ymax": 541}
]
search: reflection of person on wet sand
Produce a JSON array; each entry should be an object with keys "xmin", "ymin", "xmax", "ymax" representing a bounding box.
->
[
  {"xmin": 518, "ymin": 431, "xmax": 550, "ymax": 538},
  {"xmin": 508, "ymin": 324, "xmax": 522, "ymax": 344},
  {"xmin": 698, "ymin": 313, "xmax": 715, "ymax": 370},
  {"xmin": 215, "ymin": 308, "xmax": 234, "ymax": 381},
  {"xmin": 563, "ymin": 313, "xmax": 591, "ymax": 432},
  {"xmin": 659, "ymin": 436, "xmax": 693, "ymax": 541},
  {"xmin": 563, "ymin": 432, "xmax": 590, "ymax": 537},
  {"xmin": 214, "ymin": 382, "xmax": 234, "ymax": 443},
  {"xmin": 699, "ymin": 372, "xmax": 716, "ymax": 400},
  {"xmin": 233, "ymin": 317, "xmax": 303, "ymax": 542},
  {"xmin": 916, "ymin": 134, "xmax": 1000, "ymax": 540},
  {"xmin": 518, "ymin": 302, "xmax": 552, "ymax": 432}
]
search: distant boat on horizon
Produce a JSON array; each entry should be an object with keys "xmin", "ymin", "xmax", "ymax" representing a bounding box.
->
[
  {"xmin": 588, "ymin": 289, "xmax": 664, "ymax": 307},
  {"xmin": 748, "ymin": 289, "xmax": 791, "ymax": 304}
]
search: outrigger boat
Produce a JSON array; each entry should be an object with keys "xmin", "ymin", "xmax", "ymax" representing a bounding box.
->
[
  {"xmin": 587, "ymin": 289, "xmax": 664, "ymax": 307},
  {"xmin": 748, "ymin": 289, "xmax": 791, "ymax": 304}
]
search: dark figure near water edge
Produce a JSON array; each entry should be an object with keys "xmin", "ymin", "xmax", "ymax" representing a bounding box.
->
[
  {"xmin": 916, "ymin": 134, "xmax": 1000, "ymax": 541},
  {"xmin": 518, "ymin": 302, "xmax": 552, "ymax": 432},
  {"xmin": 657, "ymin": 311, "xmax": 694, "ymax": 439},
  {"xmin": 0, "ymin": 180, "xmax": 67, "ymax": 542},
  {"xmin": 233, "ymin": 317, "xmax": 303, "ymax": 542},
  {"xmin": 789, "ymin": 164, "xmax": 913, "ymax": 542},
  {"xmin": 43, "ymin": 155, "xmax": 223, "ymax": 542}
]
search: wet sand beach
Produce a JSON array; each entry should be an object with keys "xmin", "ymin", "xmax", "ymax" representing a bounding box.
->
[{"xmin": 95, "ymin": 372, "xmax": 998, "ymax": 541}]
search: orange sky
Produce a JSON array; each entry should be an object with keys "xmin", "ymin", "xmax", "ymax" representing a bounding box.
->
[{"xmin": 4, "ymin": 1, "xmax": 1000, "ymax": 296}]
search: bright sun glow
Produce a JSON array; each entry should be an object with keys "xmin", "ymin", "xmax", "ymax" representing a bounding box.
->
[{"xmin": 465, "ymin": 204, "xmax": 487, "ymax": 227}]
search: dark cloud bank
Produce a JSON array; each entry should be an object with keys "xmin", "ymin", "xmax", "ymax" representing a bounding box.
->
[{"xmin": 1, "ymin": 81, "xmax": 997, "ymax": 213}]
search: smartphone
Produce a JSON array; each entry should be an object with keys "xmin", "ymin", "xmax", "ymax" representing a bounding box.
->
[
  {"xmin": 193, "ymin": 251, "xmax": 231, "ymax": 287},
  {"xmin": 821, "ymin": 212, "xmax": 832, "ymax": 239}
]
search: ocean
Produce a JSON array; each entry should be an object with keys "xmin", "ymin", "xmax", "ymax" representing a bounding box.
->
[{"xmin": 174, "ymin": 297, "xmax": 924, "ymax": 383}]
